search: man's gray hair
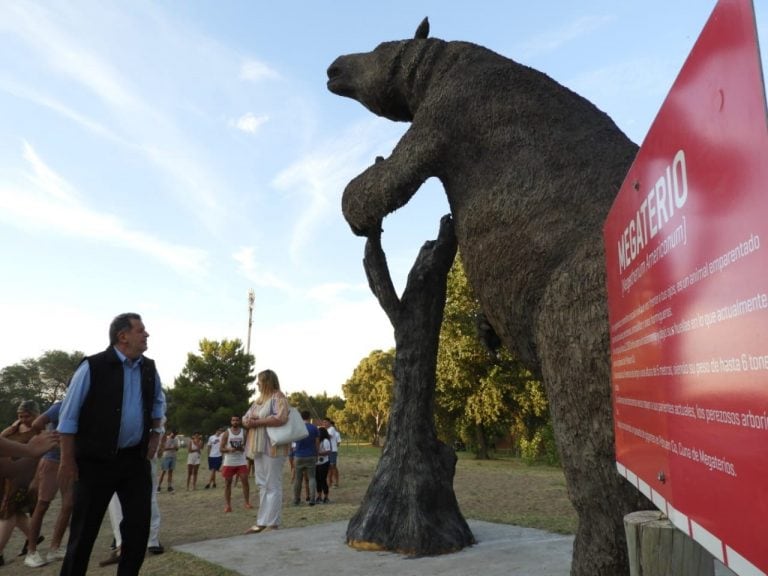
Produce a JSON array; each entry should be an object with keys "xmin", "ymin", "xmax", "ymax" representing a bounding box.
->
[{"xmin": 109, "ymin": 312, "xmax": 142, "ymax": 345}]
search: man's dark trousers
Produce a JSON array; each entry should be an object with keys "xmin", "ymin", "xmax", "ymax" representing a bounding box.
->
[{"xmin": 60, "ymin": 447, "xmax": 151, "ymax": 576}]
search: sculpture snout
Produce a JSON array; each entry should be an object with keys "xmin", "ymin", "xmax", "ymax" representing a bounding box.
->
[{"xmin": 326, "ymin": 57, "xmax": 353, "ymax": 97}]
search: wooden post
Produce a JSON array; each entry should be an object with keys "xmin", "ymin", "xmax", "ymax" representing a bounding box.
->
[{"xmin": 624, "ymin": 510, "xmax": 714, "ymax": 576}]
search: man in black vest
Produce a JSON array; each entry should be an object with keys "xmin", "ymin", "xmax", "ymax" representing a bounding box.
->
[{"xmin": 57, "ymin": 313, "xmax": 166, "ymax": 576}]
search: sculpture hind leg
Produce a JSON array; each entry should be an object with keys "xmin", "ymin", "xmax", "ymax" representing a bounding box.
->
[{"xmin": 534, "ymin": 239, "xmax": 650, "ymax": 576}]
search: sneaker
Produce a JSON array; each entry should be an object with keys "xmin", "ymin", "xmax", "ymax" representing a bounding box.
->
[
  {"xmin": 24, "ymin": 551, "xmax": 49, "ymax": 568},
  {"xmin": 47, "ymin": 548, "xmax": 67, "ymax": 561},
  {"xmin": 147, "ymin": 545, "xmax": 164, "ymax": 555},
  {"xmin": 167, "ymin": 486, "xmax": 174, "ymax": 492},
  {"xmin": 20, "ymin": 535, "xmax": 44, "ymax": 556},
  {"xmin": 204, "ymin": 484, "xmax": 210, "ymax": 489},
  {"xmin": 323, "ymin": 497, "xmax": 329, "ymax": 504}
]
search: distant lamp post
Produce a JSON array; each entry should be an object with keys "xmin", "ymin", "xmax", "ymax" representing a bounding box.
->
[{"xmin": 246, "ymin": 288, "xmax": 255, "ymax": 355}]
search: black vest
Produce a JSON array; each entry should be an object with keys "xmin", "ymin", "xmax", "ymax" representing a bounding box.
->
[{"xmin": 75, "ymin": 347, "xmax": 155, "ymax": 460}]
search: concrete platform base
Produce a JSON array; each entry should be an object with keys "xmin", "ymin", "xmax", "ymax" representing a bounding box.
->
[
  {"xmin": 176, "ymin": 519, "xmax": 737, "ymax": 576},
  {"xmin": 176, "ymin": 520, "xmax": 574, "ymax": 576}
]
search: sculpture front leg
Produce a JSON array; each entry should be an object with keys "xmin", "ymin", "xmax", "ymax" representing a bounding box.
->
[{"xmin": 342, "ymin": 127, "xmax": 440, "ymax": 236}]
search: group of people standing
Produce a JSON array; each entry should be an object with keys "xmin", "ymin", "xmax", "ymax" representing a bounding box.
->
[
  {"xmin": 154, "ymin": 428, "xmax": 205, "ymax": 493},
  {"xmin": 201, "ymin": 372, "xmax": 342, "ymax": 536},
  {"xmin": 290, "ymin": 413, "xmax": 341, "ymax": 507},
  {"xmin": 0, "ymin": 312, "xmax": 341, "ymax": 576}
]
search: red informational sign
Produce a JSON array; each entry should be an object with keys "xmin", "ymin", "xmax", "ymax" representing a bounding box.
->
[{"xmin": 604, "ymin": 1, "xmax": 768, "ymax": 575}]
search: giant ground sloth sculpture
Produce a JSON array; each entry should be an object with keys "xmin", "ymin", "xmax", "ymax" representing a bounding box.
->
[{"xmin": 328, "ymin": 18, "xmax": 650, "ymax": 576}]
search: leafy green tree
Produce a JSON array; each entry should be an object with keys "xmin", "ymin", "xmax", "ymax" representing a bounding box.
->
[
  {"xmin": 37, "ymin": 350, "xmax": 85, "ymax": 401},
  {"xmin": 436, "ymin": 255, "xmax": 553, "ymax": 460},
  {"xmin": 339, "ymin": 349, "xmax": 394, "ymax": 445},
  {"xmin": 286, "ymin": 391, "xmax": 344, "ymax": 423},
  {"xmin": 166, "ymin": 339, "xmax": 254, "ymax": 434},
  {"xmin": 0, "ymin": 350, "xmax": 84, "ymax": 423}
]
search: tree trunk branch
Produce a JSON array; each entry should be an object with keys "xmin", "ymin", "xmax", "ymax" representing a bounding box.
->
[
  {"xmin": 363, "ymin": 229, "xmax": 401, "ymax": 323},
  {"xmin": 348, "ymin": 215, "xmax": 473, "ymax": 555}
]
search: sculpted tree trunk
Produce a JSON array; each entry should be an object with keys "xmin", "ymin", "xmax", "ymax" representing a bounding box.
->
[{"xmin": 346, "ymin": 214, "xmax": 474, "ymax": 555}]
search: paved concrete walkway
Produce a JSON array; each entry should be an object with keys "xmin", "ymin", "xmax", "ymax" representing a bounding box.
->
[
  {"xmin": 176, "ymin": 519, "xmax": 738, "ymax": 576},
  {"xmin": 176, "ymin": 520, "xmax": 575, "ymax": 576}
]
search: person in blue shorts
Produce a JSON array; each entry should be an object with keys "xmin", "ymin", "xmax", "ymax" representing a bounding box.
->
[{"xmin": 204, "ymin": 427, "xmax": 224, "ymax": 489}]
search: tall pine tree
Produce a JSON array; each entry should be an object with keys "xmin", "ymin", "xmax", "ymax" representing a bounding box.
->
[{"xmin": 166, "ymin": 338, "xmax": 253, "ymax": 434}]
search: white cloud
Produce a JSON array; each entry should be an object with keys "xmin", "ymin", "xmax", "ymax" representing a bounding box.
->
[
  {"xmin": 0, "ymin": 2, "xmax": 229, "ymax": 233},
  {"xmin": 0, "ymin": 78, "xmax": 123, "ymax": 144},
  {"xmin": 1, "ymin": 3, "xmax": 140, "ymax": 112},
  {"xmin": 234, "ymin": 112, "xmax": 269, "ymax": 134},
  {"xmin": 250, "ymin": 297, "xmax": 394, "ymax": 397},
  {"xmin": 305, "ymin": 282, "xmax": 370, "ymax": 304},
  {"xmin": 517, "ymin": 15, "xmax": 614, "ymax": 61},
  {"xmin": 566, "ymin": 56, "xmax": 675, "ymax": 143},
  {"xmin": 21, "ymin": 141, "xmax": 79, "ymax": 203},
  {"xmin": 0, "ymin": 142, "xmax": 209, "ymax": 277},
  {"xmin": 272, "ymin": 118, "xmax": 403, "ymax": 262},
  {"xmin": 239, "ymin": 60, "xmax": 279, "ymax": 82},
  {"xmin": 232, "ymin": 246, "xmax": 292, "ymax": 291},
  {"xmin": 569, "ymin": 57, "xmax": 674, "ymax": 101},
  {"xmin": 0, "ymin": 302, "xmax": 106, "ymax": 369}
]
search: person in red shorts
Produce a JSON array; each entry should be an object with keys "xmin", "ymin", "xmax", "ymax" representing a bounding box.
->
[{"xmin": 219, "ymin": 416, "xmax": 251, "ymax": 513}]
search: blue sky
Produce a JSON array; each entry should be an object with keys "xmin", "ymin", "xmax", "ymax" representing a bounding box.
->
[{"xmin": 1, "ymin": 1, "xmax": 765, "ymax": 397}]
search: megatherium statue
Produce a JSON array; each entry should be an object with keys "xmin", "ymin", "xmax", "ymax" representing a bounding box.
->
[{"xmin": 328, "ymin": 18, "xmax": 650, "ymax": 576}]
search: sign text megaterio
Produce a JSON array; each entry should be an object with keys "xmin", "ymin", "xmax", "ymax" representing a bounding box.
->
[{"xmin": 604, "ymin": 1, "xmax": 768, "ymax": 574}]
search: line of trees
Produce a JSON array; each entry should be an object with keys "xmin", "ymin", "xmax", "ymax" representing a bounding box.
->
[
  {"xmin": 164, "ymin": 339, "xmax": 345, "ymax": 435},
  {"xmin": 0, "ymin": 350, "xmax": 84, "ymax": 423}
]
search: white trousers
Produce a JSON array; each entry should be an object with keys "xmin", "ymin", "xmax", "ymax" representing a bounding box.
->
[
  {"xmin": 108, "ymin": 457, "xmax": 161, "ymax": 547},
  {"xmin": 253, "ymin": 453, "xmax": 286, "ymax": 527}
]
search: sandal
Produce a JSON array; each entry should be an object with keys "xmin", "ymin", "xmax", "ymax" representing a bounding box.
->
[{"xmin": 244, "ymin": 525, "xmax": 267, "ymax": 534}]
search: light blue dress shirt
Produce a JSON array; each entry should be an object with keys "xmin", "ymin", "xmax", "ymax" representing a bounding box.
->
[{"xmin": 58, "ymin": 347, "xmax": 166, "ymax": 448}]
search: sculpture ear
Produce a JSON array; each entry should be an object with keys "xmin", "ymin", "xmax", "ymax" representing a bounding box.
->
[{"xmin": 414, "ymin": 17, "xmax": 429, "ymax": 39}]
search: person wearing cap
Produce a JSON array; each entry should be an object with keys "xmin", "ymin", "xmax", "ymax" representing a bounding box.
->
[{"xmin": 57, "ymin": 313, "xmax": 165, "ymax": 576}]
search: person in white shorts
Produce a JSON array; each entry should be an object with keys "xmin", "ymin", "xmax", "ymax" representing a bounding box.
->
[{"xmin": 185, "ymin": 432, "xmax": 203, "ymax": 490}]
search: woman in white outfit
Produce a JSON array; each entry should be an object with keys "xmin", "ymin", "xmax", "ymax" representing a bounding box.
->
[{"xmin": 242, "ymin": 369, "xmax": 289, "ymax": 533}]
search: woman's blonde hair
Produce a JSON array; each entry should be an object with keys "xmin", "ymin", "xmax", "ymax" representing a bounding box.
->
[{"xmin": 257, "ymin": 369, "xmax": 281, "ymax": 397}]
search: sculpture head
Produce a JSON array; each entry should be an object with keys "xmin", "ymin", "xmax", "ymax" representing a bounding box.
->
[{"xmin": 327, "ymin": 18, "xmax": 432, "ymax": 122}]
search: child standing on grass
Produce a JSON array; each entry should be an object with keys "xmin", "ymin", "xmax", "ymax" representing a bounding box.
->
[
  {"xmin": 186, "ymin": 433, "xmax": 203, "ymax": 490},
  {"xmin": 157, "ymin": 430, "xmax": 179, "ymax": 492},
  {"xmin": 315, "ymin": 427, "xmax": 331, "ymax": 503}
]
